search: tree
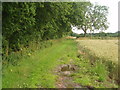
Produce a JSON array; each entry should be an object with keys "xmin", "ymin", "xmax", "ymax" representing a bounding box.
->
[
  {"xmin": 91, "ymin": 5, "xmax": 109, "ymax": 32},
  {"xmin": 73, "ymin": 3, "xmax": 109, "ymax": 37}
]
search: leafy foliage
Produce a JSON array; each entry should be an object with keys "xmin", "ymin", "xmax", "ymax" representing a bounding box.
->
[
  {"xmin": 72, "ymin": 2, "xmax": 109, "ymax": 36},
  {"xmin": 2, "ymin": 2, "xmax": 72, "ymax": 56}
]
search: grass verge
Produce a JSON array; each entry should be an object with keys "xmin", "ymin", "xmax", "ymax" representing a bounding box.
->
[{"xmin": 2, "ymin": 39, "xmax": 77, "ymax": 88}]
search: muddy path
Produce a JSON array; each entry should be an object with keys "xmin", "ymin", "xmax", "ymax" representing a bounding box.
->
[{"xmin": 55, "ymin": 64, "xmax": 87, "ymax": 88}]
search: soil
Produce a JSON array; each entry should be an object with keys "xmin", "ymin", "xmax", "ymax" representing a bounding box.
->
[{"xmin": 55, "ymin": 64, "xmax": 87, "ymax": 88}]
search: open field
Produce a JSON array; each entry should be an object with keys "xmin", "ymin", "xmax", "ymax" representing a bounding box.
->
[{"xmin": 76, "ymin": 39, "xmax": 118, "ymax": 63}]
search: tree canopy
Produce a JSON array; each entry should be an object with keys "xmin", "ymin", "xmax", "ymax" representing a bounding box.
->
[{"xmin": 73, "ymin": 3, "xmax": 109, "ymax": 36}]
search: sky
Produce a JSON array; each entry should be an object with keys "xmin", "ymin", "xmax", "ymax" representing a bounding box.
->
[{"xmin": 72, "ymin": 0, "xmax": 119, "ymax": 34}]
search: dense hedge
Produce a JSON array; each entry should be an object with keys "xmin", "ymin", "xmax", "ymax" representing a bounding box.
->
[{"xmin": 2, "ymin": 2, "xmax": 74, "ymax": 56}]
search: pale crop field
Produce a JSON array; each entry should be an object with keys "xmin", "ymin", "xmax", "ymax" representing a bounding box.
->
[{"xmin": 76, "ymin": 39, "xmax": 118, "ymax": 63}]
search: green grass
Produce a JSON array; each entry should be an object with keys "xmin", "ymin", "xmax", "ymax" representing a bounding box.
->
[
  {"xmin": 91, "ymin": 62, "xmax": 108, "ymax": 82},
  {"xmin": 2, "ymin": 39, "xmax": 77, "ymax": 88},
  {"xmin": 2, "ymin": 38, "xmax": 118, "ymax": 88},
  {"xmin": 72, "ymin": 55, "xmax": 118, "ymax": 88}
]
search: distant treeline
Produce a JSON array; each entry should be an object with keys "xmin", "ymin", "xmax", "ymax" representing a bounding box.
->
[{"xmin": 71, "ymin": 32, "xmax": 120, "ymax": 38}]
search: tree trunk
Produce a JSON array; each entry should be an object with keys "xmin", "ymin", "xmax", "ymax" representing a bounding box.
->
[
  {"xmin": 82, "ymin": 27, "xmax": 87, "ymax": 37},
  {"xmin": 84, "ymin": 30, "xmax": 87, "ymax": 37}
]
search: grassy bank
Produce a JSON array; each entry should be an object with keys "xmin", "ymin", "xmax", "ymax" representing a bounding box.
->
[
  {"xmin": 71, "ymin": 39, "xmax": 118, "ymax": 88},
  {"xmin": 2, "ymin": 39, "xmax": 77, "ymax": 88}
]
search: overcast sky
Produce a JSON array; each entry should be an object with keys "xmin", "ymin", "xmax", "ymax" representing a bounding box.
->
[{"xmin": 72, "ymin": 0, "xmax": 119, "ymax": 34}]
